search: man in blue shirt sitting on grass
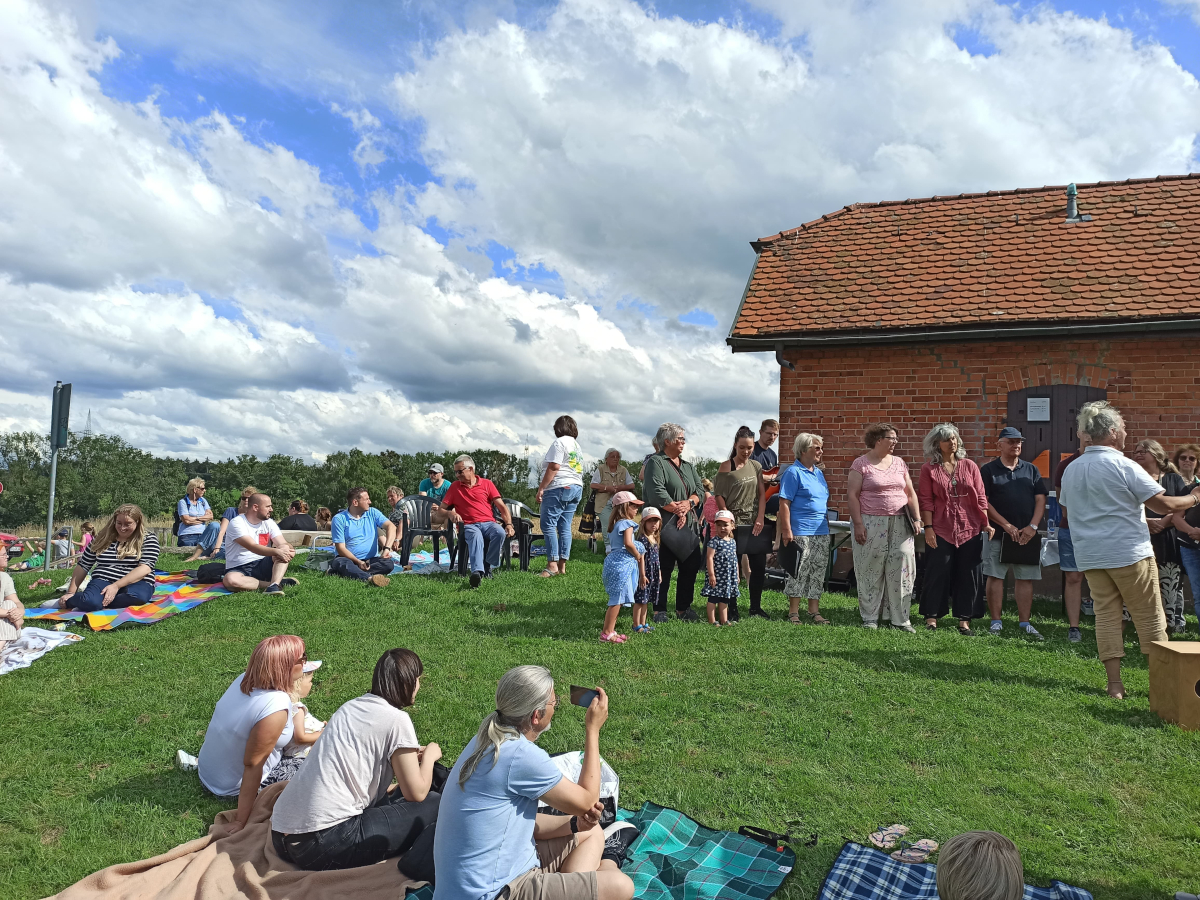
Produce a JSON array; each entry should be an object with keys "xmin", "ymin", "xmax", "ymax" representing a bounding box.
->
[{"xmin": 329, "ymin": 487, "xmax": 397, "ymax": 587}]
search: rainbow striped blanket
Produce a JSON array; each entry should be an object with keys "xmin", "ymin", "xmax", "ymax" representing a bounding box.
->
[{"xmin": 25, "ymin": 572, "xmax": 230, "ymax": 631}]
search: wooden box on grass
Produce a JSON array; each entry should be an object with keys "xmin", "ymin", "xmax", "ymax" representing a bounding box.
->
[{"xmin": 1148, "ymin": 641, "xmax": 1200, "ymax": 730}]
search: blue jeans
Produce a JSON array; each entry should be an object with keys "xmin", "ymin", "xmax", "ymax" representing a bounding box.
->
[
  {"xmin": 463, "ymin": 521, "xmax": 505, "ymax": 575},
  {"xmin": 328, "ymin": 555, "xmax": 396, "ymax": 581},
  {"xmin": 68, "ymin": 577, "xmax": 155, "ymax": 612},
  {"xmin": 540, "ymin": 484, "xmax": 583, "ymax": 561},
  {"xmin": 1181, "ymin": 545, "xmax": 1200, "ymax": 611},
  {"xmin": 179, "ymin": 522, "xmax": 221, "ymax": 555}
]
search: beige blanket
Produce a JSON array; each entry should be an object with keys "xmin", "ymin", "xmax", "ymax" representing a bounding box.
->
[{"xmin": 46, "ymin": 782, "xmax": 424, "ymax": 900}]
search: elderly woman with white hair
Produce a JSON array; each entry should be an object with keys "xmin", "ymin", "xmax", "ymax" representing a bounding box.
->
[
  {"xmin": 643, "ymin": 423, "xmax": 707, "ymax": 622},
  {"xmin": 590, "ymin": 448, "xmax": 634, "ymax": 550},
  {"xmin": 917, "ymin": 423, "xmax": 991, "ymax": 634},
  {"xmin": 1060, "ymin": 401, "xmax": 1200, "ymax": 698},
  {"xmin": 777, "ymin": 432, "xmax": 832, "ymax": 625}
]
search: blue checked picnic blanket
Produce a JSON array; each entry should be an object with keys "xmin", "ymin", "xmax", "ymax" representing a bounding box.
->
[
  {"xmin": 818, "ymin": 842, "xmax": 1092, "ymax": 900},
  {"xmin": 404, "ymin": 802, "xmax": 795, "ymax": 900}
]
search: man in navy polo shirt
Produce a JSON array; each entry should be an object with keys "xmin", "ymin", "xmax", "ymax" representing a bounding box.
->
[{"xmin": 329, "ymin": 487, "xmax": 397, "ymax": 587}]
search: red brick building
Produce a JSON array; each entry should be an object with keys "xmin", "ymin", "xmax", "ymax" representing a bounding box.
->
[{"xmin": 728, "ymin": 174, "xmax": 1200, "ymax": 502}]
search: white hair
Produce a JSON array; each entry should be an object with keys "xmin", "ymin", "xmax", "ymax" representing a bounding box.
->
[
  {"xmin": 458, "ymin": 665, "xmax": 555, "ymax": 788},
  {"xmin": 454, "ymin": 454, "xmax": 475, "ymax": 470},
  {"xmin": 793, "ymin": 433, "xmax": 823, "ymax": 457},
  {"xmin": 655, "ymin": 423, "xmax": 685, "ymax": 447},
  {"xmin": 1077, "ymin": 401, "xmax": 1124, "ymax": 443},
  {"xmin": 923, "ymin": 423, "xmax": 967, "ymax": 463},
  {"xmin": 604, "ymin": 448, "xmax": 621, "ymax": 460}
]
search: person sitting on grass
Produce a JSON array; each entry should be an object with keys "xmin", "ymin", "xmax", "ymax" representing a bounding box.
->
[
  {"xmin": 262, "ymin": 660, "xmax": 325, "ymax": 786},
  {"xmin": 222, "ymin": 494, "xmax": 297, "ymax": 597},
  {"xmin": 203, "ymin": 487, "xmax": 256, "ymax": 561},
  {"xmin": 433, "ymin": 666, "xmax": 635, "ymax": 900},
  {"xmin": 315, "ymin": 507, "xmax": 333, "ymax": 530},
  {"xmin": 199, "ymin": 635, "xmax": 309, "ymax": 833},
  {"xmin": 935, "ymin": 831, "xmax": 1024, "ymax": 900},
  {"xmin": 11, "ymin": 540, "xmax": 46, "ymax": 571},
  {"xmin": 329, "ymin": 488, "xmax": 396, "ymax": 587},
  {"xmin": 0, "ymin": 543, "xmax": 25, "ymax": 654},
  {"xmin": 49, "ymin": 505, "xmax": 161, "ymax": 612},
  {"xmin": 439, "ymin": 455, "xmax": 516, "ymax": 589},
  {"xmin": 271, "ymin": 649, "xmax": 442, "ymax": 871}
]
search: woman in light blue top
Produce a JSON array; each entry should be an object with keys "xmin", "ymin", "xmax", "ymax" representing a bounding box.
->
[{"xmin": 777, "ymin": 432, "xmax": 831, "ymax": 625}]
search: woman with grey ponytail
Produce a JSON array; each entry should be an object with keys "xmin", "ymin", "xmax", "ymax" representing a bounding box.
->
[
  {"xmin": 457, "ymin": 665, "xmax": 556, "ymax": 787},
  {"xmin": 434, "ymin": 667, "xmax": 633, "ymax": 900}
]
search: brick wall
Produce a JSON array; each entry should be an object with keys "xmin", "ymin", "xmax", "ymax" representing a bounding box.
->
[{"xmin": 777, "ymin": 334, "xmax": 1200, "ymax": 504}]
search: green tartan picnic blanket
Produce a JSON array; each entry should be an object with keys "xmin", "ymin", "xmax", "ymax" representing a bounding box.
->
[{"xmin": 405, "ymin": 802, "xmax": 795, "ymax": 900}]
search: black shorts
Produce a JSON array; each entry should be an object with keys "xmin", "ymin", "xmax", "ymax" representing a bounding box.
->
[{"xmin": 226, "ymin": 557, "xmax": 274, "ymax": 581}]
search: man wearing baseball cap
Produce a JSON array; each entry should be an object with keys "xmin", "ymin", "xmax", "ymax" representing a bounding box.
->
[
  {"xmin": 980, "ymin": 427, "xmax": 1048, "ymax": 639},
  {"xmin": 419, "ymin": 463, "xmax": 451, "ymax": 506}
]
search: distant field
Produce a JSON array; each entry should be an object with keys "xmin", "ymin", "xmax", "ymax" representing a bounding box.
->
[{"xmin": 1, "ymin": 550, "xmax": 1198, "ymax": 899}]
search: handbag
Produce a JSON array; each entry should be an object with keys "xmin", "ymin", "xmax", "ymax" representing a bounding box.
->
[
  {"xmin": 659, "ymin": 512, "xmax": 700, "ymax": 560},
  {"xmin": 999, "ymin": 531, "xmax": 1042, "ymax": 566},
  {"xmin": 735, "ymin": 522, "xmax": 775, "ymax": 556},
  {"xmin": 579, "ymin": 490, "xmax": 597, "ymax": 535}
]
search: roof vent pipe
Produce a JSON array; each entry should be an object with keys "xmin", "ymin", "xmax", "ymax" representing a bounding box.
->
[{"xmin": 1066, "ymin": 183, "xmax": 1078, "ymax": 220}]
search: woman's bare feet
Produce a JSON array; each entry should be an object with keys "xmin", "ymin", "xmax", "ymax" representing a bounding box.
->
[{"xmin": 1107, "ymin": 681, "xmax": 1126, "ymax": 700}]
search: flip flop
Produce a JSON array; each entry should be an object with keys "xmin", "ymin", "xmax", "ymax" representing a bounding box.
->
[
  {"xmin": 868, "ymin": 824, "xmax": 909, "ymax": 850},
  {"xmin": 891, "ymin": 839, "xmax": 938, "ymax": 863}
]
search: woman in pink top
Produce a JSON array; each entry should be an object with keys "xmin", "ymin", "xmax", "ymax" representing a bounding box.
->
[
  {"xmin": 847, "ymin": 423, "xmax": 923, "ymax": 631},
  {"xmin": 917, "ymin": 424, "xmax": 992, "ymax": 635}
]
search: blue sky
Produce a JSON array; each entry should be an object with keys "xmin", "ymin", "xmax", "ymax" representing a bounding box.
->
[{"xmin": 2, "ymin": 0, "xmax": 1197, "ymax": 458}]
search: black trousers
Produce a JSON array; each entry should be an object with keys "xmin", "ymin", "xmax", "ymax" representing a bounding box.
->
[
  {"xmin": 919, "ymin": 533, "xmax": 984, "ymax": 621},
  {"xmin": 656, "ymin": 543, "xmax": 704, "ymax": 613},
  {"xmin": 272, "ymin": 790, "xmax": 441, "ymax": 871}
]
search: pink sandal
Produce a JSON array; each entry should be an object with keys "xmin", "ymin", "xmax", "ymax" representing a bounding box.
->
[{"xmin": 599, "ymin": 632, "xmax": 628, "ymax": 643}]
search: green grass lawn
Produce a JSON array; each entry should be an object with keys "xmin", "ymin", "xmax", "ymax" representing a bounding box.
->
[{"xmin": 2, "ymin": 549, "xmax": 1199, "ymax": 900}]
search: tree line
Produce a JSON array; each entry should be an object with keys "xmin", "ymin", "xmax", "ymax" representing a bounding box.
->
[{"xmin": 0, "ymin": 432, "xmax": 543, "ymax": 529}]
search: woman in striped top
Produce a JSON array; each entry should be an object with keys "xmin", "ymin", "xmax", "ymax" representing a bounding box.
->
[{"xmin": 46, "ymin": 505, "xmax": 160, "ymax": 612}]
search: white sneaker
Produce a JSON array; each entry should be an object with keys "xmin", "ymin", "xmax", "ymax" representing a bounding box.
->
[
  {"xmin": 989, "ymin": 620, "xmax": 1003, "ymax": 634},
  {"xmin": 176, "ymin": 749, "xmax": 198, "ymax": 772}
]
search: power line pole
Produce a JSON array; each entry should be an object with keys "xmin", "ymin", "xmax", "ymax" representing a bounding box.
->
[{"xmin": 44, "ymin": 382, "xmax": 71, "ymax": 572}]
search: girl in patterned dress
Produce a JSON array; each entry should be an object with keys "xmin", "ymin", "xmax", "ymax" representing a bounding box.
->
[
  {"xmin": 703, "ymin": 510, "xmax": 739, "ymax": 626},
  {"xmin": 601, "ymin": 494, "xmax": 646, "ymax": 644},
  {"xmin": 633, "ymin": 508, "xmax": 662, "ymax": 633}
]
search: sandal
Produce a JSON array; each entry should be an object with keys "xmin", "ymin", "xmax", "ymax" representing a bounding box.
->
[
  {"xmin": 788, "ymin": 613, "xmax": 802, "ymax": 624},
  {"xmin": 868, "ymin": 824, "xmax": 909, "ymax": 850},
  {"xmin": 957, "ymin": 622, "xmax": 972, "ymax": 636},
  {"xmin": 891, "ymin": 839, "xmax": 938, "ymax": 863},
  {"xmin": 599, "ymin": 632, "xmax": 627, "ymax": 643},
  {"xmin": 807, "ymin": 613, "xmax": 831, "ymax": 625}
]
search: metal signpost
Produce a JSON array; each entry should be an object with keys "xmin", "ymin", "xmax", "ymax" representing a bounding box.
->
[{"xmin": 44, "ymin": 382, "xmax": 71, "ymax": 572}]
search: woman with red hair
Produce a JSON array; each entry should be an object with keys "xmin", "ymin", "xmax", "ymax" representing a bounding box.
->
[{"xmin": 199, "ymin": 635, "xmax": 308, "ymax": 832}]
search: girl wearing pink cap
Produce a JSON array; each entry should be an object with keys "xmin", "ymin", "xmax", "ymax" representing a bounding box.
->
[
  {"xmin": 633, "ymin": 508, "xmax": 662, "ymax": 632},
  {"xmin": 600, "ymin": 492, "xmax": 646, "ymax": 643}
]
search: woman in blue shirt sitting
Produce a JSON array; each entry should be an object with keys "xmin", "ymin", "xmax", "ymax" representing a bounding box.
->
[{"xmin": 777, "ymin": 433, "xmax": 831, "ymax": 625}]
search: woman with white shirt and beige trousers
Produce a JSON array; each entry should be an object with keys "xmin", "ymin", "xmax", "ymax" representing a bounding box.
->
[{"xmin": 1060, "ymin": 401, "xmax": 1200, "ymax": 700}]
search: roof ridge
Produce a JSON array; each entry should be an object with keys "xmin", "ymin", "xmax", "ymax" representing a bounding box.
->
[{"xmin": 752, "ymin": 171, "xmax": 1200, "ymax": 245}]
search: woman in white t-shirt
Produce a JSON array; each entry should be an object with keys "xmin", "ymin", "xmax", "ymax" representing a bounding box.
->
[
  {"xmin": 535, "ymin": 415, "xmax": 586, "ymax": 577},
  {"xmin": 270, "ymin": 648, "xmax": 443, "ymax": 871},
  {"xmin": 198, "ymin": 635, "xmax": 307, "ymax": 832}
]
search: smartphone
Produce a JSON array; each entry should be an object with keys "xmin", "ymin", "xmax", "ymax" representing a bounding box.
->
[{"xmin": 569, "ymin": 685, "xmax": 598, "ymax": 708}]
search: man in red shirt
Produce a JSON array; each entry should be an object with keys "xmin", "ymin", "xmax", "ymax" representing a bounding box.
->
[{"xmin": 441, "ymin": 454, "xmax": 516, "ymax": 588}]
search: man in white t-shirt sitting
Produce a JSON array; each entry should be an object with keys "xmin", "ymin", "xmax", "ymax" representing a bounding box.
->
[{"xmin": 222, "ymin": 494, "xmax": 298, "ymax": 596}]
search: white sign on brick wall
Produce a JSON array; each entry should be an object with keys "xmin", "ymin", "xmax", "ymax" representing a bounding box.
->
[{"xmin": 1027, "ymin": 397, "xmax": 1050, "ymax": 421}]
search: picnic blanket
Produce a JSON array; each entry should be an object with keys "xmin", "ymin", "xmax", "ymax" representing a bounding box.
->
[
  {"xmin": 0, "ymin": 626, "xmax": 84, "ymax": 675},
  {"xmin": 25, "ymin": 572, "xmax": 230, "ymax": 631},
  {"xmin": 407, "ymin": 801, "xmax": 795, "ymax": 900},
  {"xmin": 42, "ymin": 781, "xmax": 424, "ymax": 900},
  {"xmin": 398, "ymin": 548, "xmax": 453, "ymax": 575},
  {"xmin": 818, "ymin": 842, "xmax": 1092, "ymax": 900}
]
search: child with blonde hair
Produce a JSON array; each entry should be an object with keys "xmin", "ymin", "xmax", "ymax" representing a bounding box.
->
[
  {"xmin": 632, "ymin": 508, "xmax": 662, "ymax": 633},
  {"xmin": 263, "ymin": 660, "xmax": 326, "ymax": 785},
  {"xmin": 935, "ymin": 831, "xmax": 1023, "ymax": 900},
  {"xmin": 600, "ymin": 492, "xmax": 646, "ymax": 643},
  {"xmin": 703, "ymin": 510, "xmax": 739, "ymax": 626}
]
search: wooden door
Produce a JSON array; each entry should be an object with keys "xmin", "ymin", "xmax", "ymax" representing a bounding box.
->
[{"xmin": 1006, "ymin": 385, "xmax": 1107, "ymax": 487}]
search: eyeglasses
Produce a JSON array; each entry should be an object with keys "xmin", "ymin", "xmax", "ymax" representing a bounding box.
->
[
  {"xmin": 1180, "ymin": 456, "xmax": 1198, "ymax": 462},
  {"xmin": 453, "ymin": 468, "xmax": 468, "ymax": 475}
]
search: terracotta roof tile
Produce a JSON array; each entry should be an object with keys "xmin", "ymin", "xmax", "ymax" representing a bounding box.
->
[{"xmin": 732, "ymin": 174, "xmax": 1200, "ymax": 338}]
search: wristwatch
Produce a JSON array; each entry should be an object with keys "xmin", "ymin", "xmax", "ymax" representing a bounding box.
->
[{"xmin": 569, "ymin": 816, "xmax": 580, "ymax": 834}]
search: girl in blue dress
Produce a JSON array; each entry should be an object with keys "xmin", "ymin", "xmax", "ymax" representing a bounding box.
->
[
  {"xmin": 633, "ymin": 507, "xmax": 662, "ymax": 633},
  {"xmin": 601, "ymin": 493, "xmax": 646, "ymax": 644},
  {"xmin": 703, "ymin": 510, "xmax": 739, "ymax": 626}
]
